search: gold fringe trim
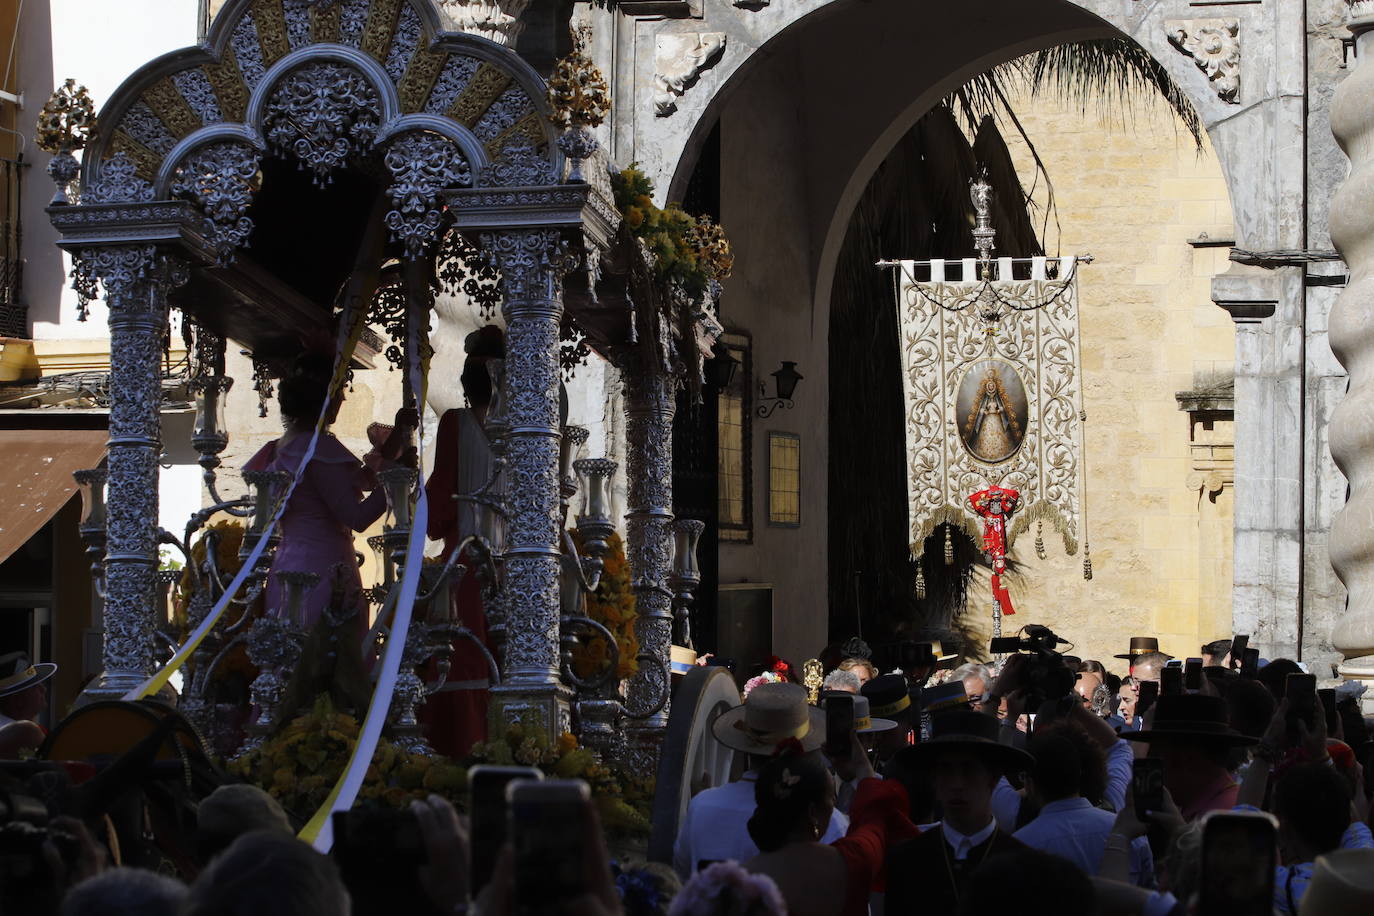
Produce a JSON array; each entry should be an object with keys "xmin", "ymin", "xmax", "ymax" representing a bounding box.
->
[
  {"xmin": 1007, "ymin": 499, "xmax": 1079, "ymax": 556},
  {"xmin": 910, "ymin": 504, "xmax": 982, "ymax": 559}
]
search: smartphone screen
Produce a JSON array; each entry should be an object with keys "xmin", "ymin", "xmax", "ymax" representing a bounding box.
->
[
  {"xmin": 1185, "ymin": 658, "xmax": 1204, "ymax": 692},
  {"xmin": 1136, "ymin": 680, "xmax": 1159, "ymax": 718},
  {"xmin": 1285, "ymin": 673, "xmax": 1318, "ymax": 743},
  {"xmin": 1161, "ymin": 666, "xmax": 1183, "ymax": 697},
  {"xmin": 1199, "ymin": 810, "xmax": 1277, "ymax": 916},
  {"xmin": 1132, "ymin": 758, "xmax": 1165, "ymax": 822},
  {"xmin": 510, "ymin": 779, "xmax": 592, "ymax": 915},
  {"xmin": 1319, "ymin": 688, "xmax": 1338, "ymax": 734},
  {"xmin": 1241, "ymin": 647, "xmax": 1260, "ymax": 678},
  {"xmin": 1229, "ymin": 635, "xmax": 1249, "ymax": 669},
  {"xmin": 824, "ymin": 693, "xmax": 854, "ymax": 759},
  {"xmin": 470, "ymin": 765, "xmax": 542, "ymax": 894}
]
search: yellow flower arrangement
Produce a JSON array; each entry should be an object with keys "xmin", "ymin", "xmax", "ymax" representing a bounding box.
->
[
  {"xmin": 230, "ymin": 694, "xmax": 469, "ymax": 820},
  {"xmin": 569, "ymin": 529, "xmax": 638, "ymax": 681},
  {"xmin": 465, "ymin": 715, "xmax": 652, "ymax": 836},
  {"xmin": 611, "ymin": 167, "xmax": 733, "ymax": 302}
]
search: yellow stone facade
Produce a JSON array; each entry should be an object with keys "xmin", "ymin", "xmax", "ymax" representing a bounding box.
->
[{"xmin": 963, "ymin": 89, "xmax": 1236, "ymax": 674}]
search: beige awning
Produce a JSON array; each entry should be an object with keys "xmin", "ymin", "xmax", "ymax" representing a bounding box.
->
[{"xmin": 0, "ymin": 430, "xmax": 108, "ymax": 564}]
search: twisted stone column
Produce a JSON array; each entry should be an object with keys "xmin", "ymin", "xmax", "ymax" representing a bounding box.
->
[
  {"xmin": 1329, "ymin": 11, "xmax": 1374, "ymax": 707},
  {"xmin": 82, "ymin": 245, "xmax": 186, "ymax": 700},
  {"xmin": 623, "ymin": 368, "xmax": 675, "ymax": 767},
  {"xmin": 483, "ymin": 229, "xmax": 572, "ymax": 735}
]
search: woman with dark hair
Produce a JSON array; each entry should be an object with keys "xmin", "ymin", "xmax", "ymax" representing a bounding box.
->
[
  {"xmin": 243, "ymin": 356, "xmax": 414, "ymax": 633},
  {"xmin": 743, "ymin": 739, "xmax": 916, "ymax": 916},
  {"xmin": 418, "ymin": 325, "xmax": 504, "ymax": 757}
]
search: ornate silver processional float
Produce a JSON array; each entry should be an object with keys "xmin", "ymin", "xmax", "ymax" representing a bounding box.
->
[
  {"xmin": 39, "ymin": 0, "xmax": 715, "ymax": 845},
  {"xmin": 880, "ymin": 174, "xmax": 1094, "ymax": 641}
]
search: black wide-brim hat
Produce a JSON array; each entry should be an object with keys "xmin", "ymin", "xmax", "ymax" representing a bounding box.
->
[
  {"xmin": 896, "ymin": 709, "xmax": 1033, "ymax": 774},
  {"xmin": 1121, "ymin": 694, "xmax": 1256, "ymax": 746},
  {"xmin": 861, "ymin": 674, "xmax": 912, "ymax": 719},
  {"xmin": 0, "ymin": 652, "xmax": 56, "ymax": 699},
  {"xmin": 1114, "ymin": 636, "xmax": 1174, "ymax": 661}
]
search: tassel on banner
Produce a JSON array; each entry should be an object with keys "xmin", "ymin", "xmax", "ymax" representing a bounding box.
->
[
  {"xmin": 1035, "ymin": 519, "xmax": 1046, "ymax": 560},
  {"xmin": 914, "ymin": 561, "xmax": 926, "ymax": 600},
  {"xmin": 1083, "ymin": 542, "xmax": 1093, "ymax": 581},
  {"xmin": 944, "ymin": 525, "xmax": 954, "ymax": 565}
]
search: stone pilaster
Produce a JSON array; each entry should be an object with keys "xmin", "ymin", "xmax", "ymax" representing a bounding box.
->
[
  {"xmin": 82, "ymin": 245, "xmax": 187, "ymax": 700},
  {"xmin": 1327, "ymin": 12, "xmax": 1374, "ymax": 707},
  {"xmin": 623, "ymin": 367, "xmax": 675, "ymax": 768},
  {"xmin": 482, "ymin": 228, "xmax": 573, "ymax": 736}
]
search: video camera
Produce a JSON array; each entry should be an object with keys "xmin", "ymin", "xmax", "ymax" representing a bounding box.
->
[{"xmin": 990, "ymin": 625, "xmax": 1077, "ymax": 713}]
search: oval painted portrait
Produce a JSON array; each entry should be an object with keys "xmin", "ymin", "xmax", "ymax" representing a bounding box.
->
[{"xmin": 955, "ymin": 360, "xmax": 1029, "ymax": 464}]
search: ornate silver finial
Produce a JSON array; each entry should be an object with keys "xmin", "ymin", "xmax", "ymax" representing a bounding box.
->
[
  {"xmin": 37, "ymin": 79, "xmax": 96, "ymax": 205},
  {"xmin": 970, "ymin": 170, "xmax": 995, "ymax": 279}
]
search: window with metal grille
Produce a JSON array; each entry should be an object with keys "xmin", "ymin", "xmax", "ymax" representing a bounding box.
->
[
  {"xmin": 0, "ymin": 156, "xmax": 24, "ymax": 338},
  {"xmin": 768, "ymin": 432, "xmax": 801, "ymax": 527}
]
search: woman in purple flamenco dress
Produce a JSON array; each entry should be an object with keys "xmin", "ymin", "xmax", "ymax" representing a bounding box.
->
[{"xmin": 243, "ymin": 362, "xmax": 413, "ymax": 633}]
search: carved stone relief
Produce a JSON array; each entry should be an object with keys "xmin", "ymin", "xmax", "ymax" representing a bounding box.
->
[
  {"xmin": 439, "ymin": 0, "xmax": 530, "ymax": 47},
  {"xmin": 1166, "ymin": 18, "xmax": 1241, "ymax": 104},
  {"xmin": 653, "ymin": 33, "xmax": 726, "ymax": 117}
]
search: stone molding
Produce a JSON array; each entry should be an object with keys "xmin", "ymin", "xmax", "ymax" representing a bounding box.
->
[
  {"xmin": 1166, "ymin": 18, "xmax": 1241, "ymax": 104},
  {"xmin": 437, "ymin": 0, "xmax": 530, "ymax": 47},
  {"xmin": 653, "ymin": 32, "xmax": 726, "ymax": 117}
]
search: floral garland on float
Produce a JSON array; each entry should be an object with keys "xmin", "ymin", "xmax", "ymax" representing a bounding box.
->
[{"xmin": 569, "ymin": 528, "xmax": 639, "ymax": 681}]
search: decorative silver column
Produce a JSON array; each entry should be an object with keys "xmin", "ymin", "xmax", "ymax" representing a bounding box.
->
[
  {"xmin": 623, "ymin": 368, "xmax": 676, "ymax": 766},
  {"xmin": 82, "ymin": 245, "xmax": 187, "ymax": 700},
  {"xmin": 482, "ymin": 228, "xmax": 573, "ymax": 736}
]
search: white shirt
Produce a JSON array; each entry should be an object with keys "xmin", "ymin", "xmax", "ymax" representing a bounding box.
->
[
  {"xmin": 672, "ymin": 771, "xmax": 850, "ymax": 878},
  {"xmin": 940, "ymin": 817, "xmax": 997, "ymax": 861}
]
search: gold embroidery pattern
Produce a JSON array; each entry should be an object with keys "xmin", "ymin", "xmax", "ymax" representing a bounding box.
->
[
  {"xmin": 107, "ymin": 132, "xmax": 162, "ymax": 182},
  {"xmin": 449, "ymin": 63, "xmax": 512, "ymax": 127},
  {"xmin": 252, "ymin": 0, "xmax": 290, "ymax": 67},
  {"xmin": 142, "ymin": 78, "xmax": 201, "ymax": 140},
  {"xmin": 309, "ymin": 1, "xmax": 341, "ymax": 43},
  {"xmin": 398, "ymin": 46, "xmax": 446, "ymax": 113},
  {"xmin": 204, "ymin": 52, "xmax": 249, "ymax": 123},
  {"xmin": 485, "ymin": 111, "xmax": 546, "ymax": 159},
  {"xmin": 362, "ymin": 0, "xmax": 403, "ymax": 63}
]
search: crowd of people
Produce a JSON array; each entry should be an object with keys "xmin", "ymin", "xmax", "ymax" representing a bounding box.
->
[{"xmin": 5, "ymin": 629, "xmax": 1374, "ymax": 914}]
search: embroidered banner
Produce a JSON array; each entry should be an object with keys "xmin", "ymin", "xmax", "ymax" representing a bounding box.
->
[{"xmin": 894, "ymin": 256, "xmax": 1088, "ymax": 562}]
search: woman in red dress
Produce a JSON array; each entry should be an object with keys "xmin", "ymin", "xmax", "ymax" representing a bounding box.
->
[{"xmin": 417, "ymin": 327, "xmax": 503, "ymax": 758}]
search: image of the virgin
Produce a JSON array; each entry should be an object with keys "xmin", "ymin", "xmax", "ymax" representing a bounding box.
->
[{"xmin": 955, "ymin": 361, "xmax": 1027, "ymax": 463}]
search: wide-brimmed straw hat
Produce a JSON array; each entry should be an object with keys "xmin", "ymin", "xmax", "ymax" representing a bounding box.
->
[
  {"xmin": 1114, "ymin": 637, "xmax": 1173, "ymax": 661},
  {"xmin": 1299, "ymin": 849, "xmax": 1374, "ymax": 916},
  {"xmin": 1120, "ymin": 694, "xmax": 1256, "ymax": 746},
  {"xmin": 897, "ymin": 709, "xmax": 1033, "ymax": 773},
  {"xmin": 712, "ymin": 682, "xmax": 826, "ymax": 754},
  {"xmin": 0, "ymin": 652, "xmax": 56, "ymax": 700}
]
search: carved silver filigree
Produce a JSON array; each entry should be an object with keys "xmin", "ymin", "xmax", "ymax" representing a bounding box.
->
[
  {"xmin": 263, "ymin": 61, "xmax": 381, "ymax": 184},
  {"xmin": 240, "ymin": 615, "xmax": 306, "ymax": 754},
  {"xmin": 479, "ymin": 141, "xmax": 558, "ymax": 188},
  {"xmin": 231, "ymin": 13, "xmax": 268, "ymax": 88},
  {"xmin": 339, "ymin": 0, "xmax": 370, "ymax": 45},
  {"xmin": 383, "ymin": 132, "xmax": 471, "ymax": 259},
  {"xmin": 118, "ymin": 101, "xmax": 177, "ymax": 155},
  {"xmin": 623, "ymin": 368, "xmax": 677, "ymax": 734},
  {"xmin": 173, "ymin": 68, "xmax": 223, "ymax": 124},
  {"xmin": 426, "ymin": 54, "xmax": 481, "ymax": 114},
  {"xmin": 283, "ymin": 0, "xmax": 313, "ymax": 50},
  {"xmin": 474, "ymin": 85, "xmax": 534, "ymax": 144},
  {"xmin": 171, "ymin": 141, "xmax": 261, "ymax": 264},
  {"xmin": 84, "ymin": 152, "xmax": 156, "ymax": 205},
  {"xmin": 384, "ymin": 4, "xmax": 423, "ymax": 82},
  {"xmin": 1166, "ymin": 18, "xmax": 1241, "ymax": 104},
  {"xmin": 78, "ymin": 246, "xmax": 188, "ymax": 699},
  {"xmin": 653, "ymin": 33, "xmax": 726, "ymax": 117}
]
